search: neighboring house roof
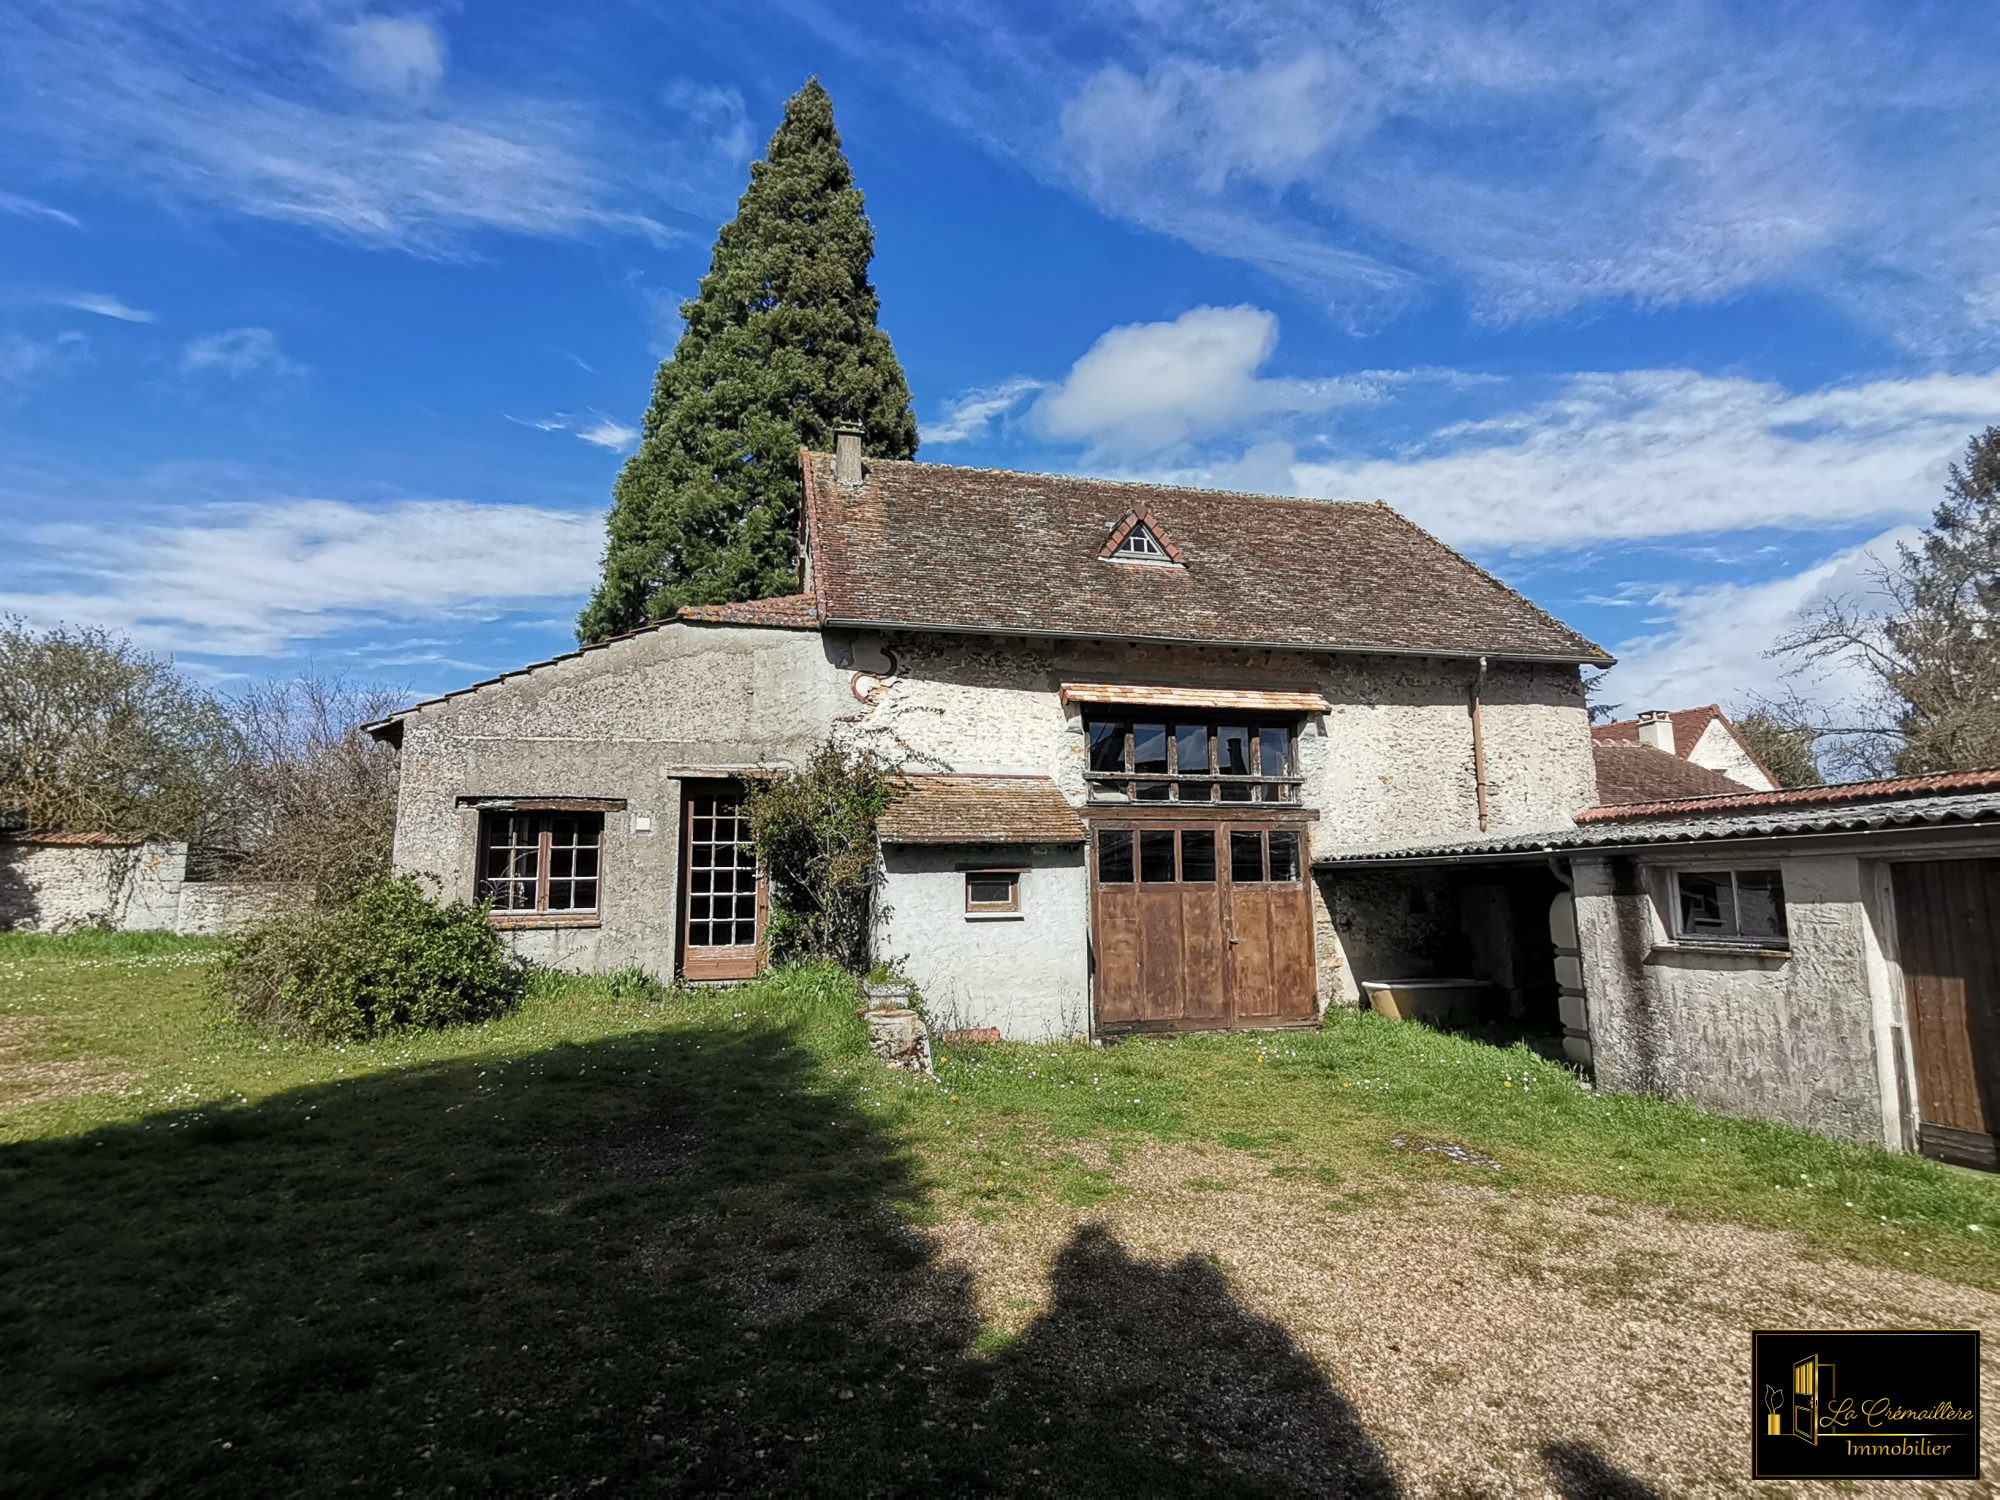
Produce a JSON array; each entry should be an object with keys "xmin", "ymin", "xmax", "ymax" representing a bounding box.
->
[
  {"xmin": 802, "ymin": 451, "xmax": 1610, "ymax": 664},
  {"xmin": 674, "ymin": 594, "xmax": 822, "ymax": 630},
  {"xmin": 877, "ymin": 775, "xmax": 1086, "ymax": 845},
  {"xmin": 1592, "ymin": 704, "xmax": 1776, "ymax": 785},
  {"xmin": 1574, "ymin": 766, "xmax": 2000, "ymax": 824},
  {"xmin": 1317, "ymin": 768, "xmax": 2000, "ymax": 866},
  {"xmin": 1592, "ymin": 741, "xmax": 1747, "ymax": 806}
]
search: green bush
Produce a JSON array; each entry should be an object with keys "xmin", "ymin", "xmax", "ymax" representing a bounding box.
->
[
  {"xmin": 745, "ymin": 741, "xmax": 899, "ymax": 972},
  {"xmin": 220, "ymin": 875, "xmax": 525, "ymax": 1041}
]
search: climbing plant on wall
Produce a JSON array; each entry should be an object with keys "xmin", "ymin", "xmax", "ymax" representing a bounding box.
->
[{"xmin": 744, "ymin": 740, "xmax": 899, "ymax": 973}]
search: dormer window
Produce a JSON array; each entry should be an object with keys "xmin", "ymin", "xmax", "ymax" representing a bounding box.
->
[
  {"xmin": 1114, "ymin": 523, "xmax": 1168, "ymax": 560},
  {"xmin": 1100, "ymin": 510, "xmax": 1185, "ymax": 568}
]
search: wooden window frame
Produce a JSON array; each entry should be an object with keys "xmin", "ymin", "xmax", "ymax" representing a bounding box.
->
[
  {"xmin": 964, "ymin": 868, "xmax": 1022, "ymax": 916},
  {"xmin": 478, "ymin": 809, "xmax": 603, "ymax": 928},
  {"xmin": 1668, "ymin": 866, "xmax": 1789, "ymax": 949},
  {"xmin": 1084, "ymin": 715, "xmax": 1303, "ymax": 805}
]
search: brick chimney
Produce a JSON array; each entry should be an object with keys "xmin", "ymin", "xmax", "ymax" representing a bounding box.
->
[
  {"xmin": 1636, "ymin": 710, "xmax": 1676, "ymax": 754},
  {"xmin": 834, "ymin": 422, "xmax": 864, "ymax": 487}
]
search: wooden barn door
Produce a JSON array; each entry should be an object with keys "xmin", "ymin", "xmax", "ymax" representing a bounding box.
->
[
  {"xmin": 1894, "ymin": 859, "xmax": 2000, "ymax": 1169},
  {"xmin": 679, "ymin": 782, "xmax": 767, "ymax": 981},
  {"xmin": 1090, "ymin": 820, "xmax": 1314, "ymax": 1034}
]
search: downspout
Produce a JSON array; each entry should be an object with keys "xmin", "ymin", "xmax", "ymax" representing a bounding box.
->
[{"xmin": 1469, "ymin": 654, "xmax": 1491, "ymax": 832}]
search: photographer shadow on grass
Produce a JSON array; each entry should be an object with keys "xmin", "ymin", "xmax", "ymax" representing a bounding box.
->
[{"xmin": 1, "ymin": 1010, "xmax": 1649, "ymax": 1496}]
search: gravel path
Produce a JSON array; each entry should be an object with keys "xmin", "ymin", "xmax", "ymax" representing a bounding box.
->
[{"xmin": 930, "ymin": 1145, "xmax": 2000, "ymax": 1498}]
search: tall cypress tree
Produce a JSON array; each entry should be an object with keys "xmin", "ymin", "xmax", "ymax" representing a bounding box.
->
[{"xmin": 579, "ymin": 79, "xmax": 918, "ymax": 641}]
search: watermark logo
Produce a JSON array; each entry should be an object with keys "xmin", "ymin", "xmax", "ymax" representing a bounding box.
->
[{"xmin": 1751, "ymin": 1330, "xmax": 1980, "ymax": 1480}]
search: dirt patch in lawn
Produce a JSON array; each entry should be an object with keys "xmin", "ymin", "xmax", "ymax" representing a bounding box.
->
[
  {"xmin": 928, "ymin": 1144, "xmax": 2000, "ymax": 1498},
  {"xmin": 0, "ymin": 1014, "xmax": 137, "ymax": 1109}
]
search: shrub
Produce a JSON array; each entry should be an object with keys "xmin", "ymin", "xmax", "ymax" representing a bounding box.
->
[
  {"xmin": 220, "ymin": 875, "xmax": 524, "ymax": 1041},
  {"xmin": 745, "ymin": 741, "xmax": 899, "ymax": 972}
]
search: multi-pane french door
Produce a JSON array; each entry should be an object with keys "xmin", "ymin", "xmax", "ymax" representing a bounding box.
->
[{"xmin": 679, "ymin": 783, "xmax": 767, "ymax": 981}]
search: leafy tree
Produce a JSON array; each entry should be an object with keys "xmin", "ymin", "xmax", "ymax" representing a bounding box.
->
[
  {"xmin": 579, "ymin": 79, "xmax": 918, "ymax": 641},
  {"xmin": 1775, "ymin": 427, "xmax": 2000, "ymax": 777},
  {"xmin": 1732, "ymin": 711, "xmax": 1823, "ymax": 788},
  {"xmin": 0, "ymin": 618, "xmax": 242, "ymax": 841}
]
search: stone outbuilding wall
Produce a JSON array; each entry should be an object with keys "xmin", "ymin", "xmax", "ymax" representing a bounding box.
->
[{"xmin": 0, "ymin": 837, "xmax": 294, "ymax": 936}]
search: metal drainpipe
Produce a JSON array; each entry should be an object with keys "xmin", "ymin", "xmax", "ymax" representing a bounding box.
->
[{"xmin": 1470, "ymin": 654, "xmax": 1491, "ymax": 832}]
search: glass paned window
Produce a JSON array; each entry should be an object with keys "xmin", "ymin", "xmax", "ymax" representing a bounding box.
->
[
  {"xmin": 1267, "ymin": 830, "xmax": 1300, "ymax": 883},
  {"xmin": 1180, "ymin": 829, "xmax": 1216, "ymax": 882},
  {"xmin": 1230, "ymin": 829, "xmax": 1265, "ymax": 883},
  {"xmin": 1139, "ymin": 830, "xmax": 1178, "ymax": 883},
  {"xmin": 1114, "ymin": 523, "xmax": 1167, "ymax": 558},
  {"xmin": 1133, "ymin": 722, "xmax": 1170, "ymax": 801},
  {"xmin": 965, "ymin": 871, "xmax": 1020, "ymax": 913},
  {"xmin": 1084, "ymin": 716, "xmax": 1300, "ymax": 804},
  {"xmin": 1088, "ymin": 720, "xmax": 1129, "ymax": 774},
  {"xmin": 1674, "ymin": 869, "xmax": 1787, "ymax": 945},
  {"xmin": 1097, "ymin": 829, "xmax": 1134, "ymax": 883},
  {"xmin": 478, "ymin": 810, "xmax": 604, "ymax": 916}
]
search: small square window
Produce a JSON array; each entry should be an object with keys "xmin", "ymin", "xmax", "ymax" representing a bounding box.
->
[{"xmin": 965, "ymin": 870, "xmax": 1020, "ymax": 914}]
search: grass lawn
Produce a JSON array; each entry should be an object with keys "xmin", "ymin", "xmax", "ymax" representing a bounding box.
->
[{"xmin": 5, "ymin": 931, "xmax": 2000, "ymax": 1494}]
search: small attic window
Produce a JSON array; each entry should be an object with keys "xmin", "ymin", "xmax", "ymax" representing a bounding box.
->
[{"xmin": 1115, "ymin": 523, "xmax": 1167, "ymax": 559}]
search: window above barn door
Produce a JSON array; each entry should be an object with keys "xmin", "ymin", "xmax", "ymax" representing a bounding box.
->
[{"xmin": 1083, "ymin": 714, "xmax": 1301, "ymax": 803}]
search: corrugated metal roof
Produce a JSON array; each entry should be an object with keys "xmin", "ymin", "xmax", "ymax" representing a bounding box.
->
[
  {"xmin": 1057, "ymin": 683, "xmax": 1332, "ymax": 713},
  {"xmin": 1316, "ymin": 788, "xmax": 2000, "ymax": 866}
]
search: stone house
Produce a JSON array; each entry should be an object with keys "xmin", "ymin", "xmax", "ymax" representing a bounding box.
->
[
  {"xmin": 368, "ymin": 431, "xmax": 1607, "ymax": 1040},
  {"xmin": 367, "ymin": 436, "xmax": 2000, "ymax": 1166}
]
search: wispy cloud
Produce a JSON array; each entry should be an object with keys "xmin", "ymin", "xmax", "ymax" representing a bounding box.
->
[
  {"xmin": 0, "ymin": 191, "xmax": 81, "ymax": 229},
  {"xmin": 0, "ymin": 331, "xmax": 87, "ymax": 384},
  {"xmin": 0, "ymin": 5, "xmax": 745, "ymax": 256},
  {"xmin": 786, "ymin": 0, "xmax": 2000, "ymax": 349},
  {"xmin": 55, "ymin": 291, "xmax": 153, "ymax": 323},
  {"xmin": 507, "ymin": 412, "xmax": 638, "ymax": 452},
  {"xmin": 925, "ymin": 376, "xmax": 1044, "ymax": 445},
  {"xmin": 1, "ymin": 495, "xmax": 601, "ymax": 657},
  {"xmin": 181, "ymin": 326, "xmax": 301, "ymax": 379}
]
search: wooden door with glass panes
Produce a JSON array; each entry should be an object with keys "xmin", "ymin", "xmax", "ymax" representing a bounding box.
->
[{"xmin": 679, "ymin": 782, "xmax": 767, "ymax": 981}]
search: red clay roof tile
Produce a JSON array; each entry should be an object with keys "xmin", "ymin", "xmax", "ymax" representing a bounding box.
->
[
  {"xmin": 1577, "ymin": 766, "xmax": 2000, "ymax": 823},
  {"xmin": 877, "ymin": 775, "xmax": 1085, "ymax": 845}
]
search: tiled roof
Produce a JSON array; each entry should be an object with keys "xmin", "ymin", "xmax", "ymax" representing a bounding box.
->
[
  {"xmin": 877, "ymin": 775, "xmax": 1086, "ymax": 845},
  {"xmin": 1591, "ymin": 704, "xmax": 1776, "ymax": 785},
  {"xmin": 1316, "ymin": 769, "xmax": 2000, "ymax": 866},
  {"xmin": 676, "ymin": 594, "xmax": 822, "ymax": 629},
  {"xmin": 1592, "ymin": 741, "xmax": 1747, "ymax": 806},
  {"xmin": 1575, "ymin": 766, "xmax": 2000, "ymax": 823},
  {"xmin": 802, "ymin": 451, "xmax": 1609, "ymax": 663}
]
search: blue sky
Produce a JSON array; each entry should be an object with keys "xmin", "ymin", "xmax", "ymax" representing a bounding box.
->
[{"xmin": 3, "ymin": 0, "xmax": 1997, "ymax": 720}]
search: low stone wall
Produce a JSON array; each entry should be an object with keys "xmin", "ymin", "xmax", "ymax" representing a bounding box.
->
[{"xmin": 0, "ymin": 839, "xmax": 301, "ymax": 936}]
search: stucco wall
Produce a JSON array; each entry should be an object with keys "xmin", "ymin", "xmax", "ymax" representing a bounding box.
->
[
  {"xmin": 1688, "ymin": 719, "xmax": 1777, "ymax": 792},
  {"xmin": 876, "ymin": 844, "xmax": 1090, "ymax": 1041},
  {"xmin": 0, "ymin": 841, "xmax": 293, "ymax": 935},
  {"xmin": 839, "ymin": 632, "xmax": 1595, "ymax": 855},
  {"xmin": 1573, "ymin": 851, "xmax": 1890, "ymax": 1145},
  {"xmin": 390, "ymin": 622, "xmax": 846, "ymax": 973}
]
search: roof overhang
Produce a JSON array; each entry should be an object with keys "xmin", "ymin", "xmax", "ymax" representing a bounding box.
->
[
  {"xmin": 821, "ymin": 616, "xmax": 1613, "ymax": 667},
  {"xmin": 1059, "ymin": 682, "xmax": 1332, "ymax": 714}
]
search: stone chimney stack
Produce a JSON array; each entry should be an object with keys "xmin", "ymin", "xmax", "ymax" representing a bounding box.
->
[
  {"xmin": 1636, "ymin": 710, "xmax": 1676, "ymax": 754},
  {"xmin": 834, "ymin": 422, "xmax": 864, "ymax": 487}
]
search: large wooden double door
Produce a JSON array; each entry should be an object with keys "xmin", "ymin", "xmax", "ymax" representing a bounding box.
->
[
  {"xmin": 1090, "ymin": 818, "xmax": 1317, "ymax": 1034},
  {"xmin": 1894, "ymin": 859, "xmax": 2000, "ymax": 1168}
]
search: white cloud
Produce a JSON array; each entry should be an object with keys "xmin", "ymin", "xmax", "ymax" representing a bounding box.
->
[
  {"xmin": 0, "ymin": 5, "xmax": 742, "ymax": 255},
  {"xmin": 0, "ymin": 191, "xmax": 81, "ymax": 229},
  {"xmin": 1288, "ymin": 369, "xmax": 2000, "ymax": 548},
  {"xmin": 1599, "ymin": 528, "xmax": 1917, "ymax": 716},
  {"xmin": 508, "ymin": 412, "xmax": 638, "ymax": 452},
  {"xmin": 0, "ymin": 331, "xmax": 86, "ymax": 383},
  {"xmin": 1025, "ymin": 305, "xmax": 1387, "ymax": 455},
  {"xmin": 925, "ymin": 377, "xmax": 1045, "ymax": 445},
  {"xmin": 786, "ymin": 0, "xmax": 2000, "ymax": 349},
  {"xmin": 56, "ymin": 291, "xmax": 153, "ymax": 322},
  {"xmin": 575, "ymin": 418, "xmax": 637, "ymax": 452},
  {"xmin": 329, "ymin": 15, "xmax": 447, "ymax": 100},
  {"xmin": 0, "ymin": 497, "xmax": 601, "ymax": 657},
  {"xmin": 181, "ymin": 326, "xmax": 301, "ymax": 378}
]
